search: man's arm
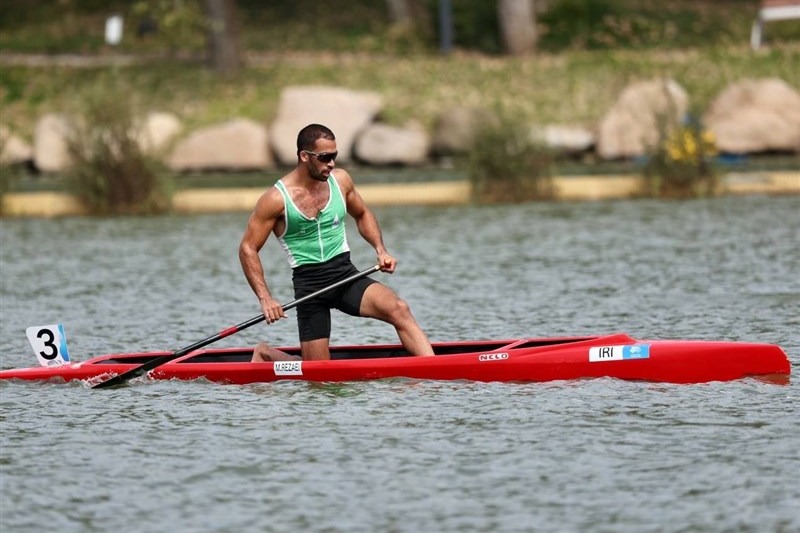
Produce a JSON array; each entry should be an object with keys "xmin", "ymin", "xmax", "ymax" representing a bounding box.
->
[
  {"xmin": 239, "ymin": 188, "xmax": 287, "ymax": 322},
  {"xmin": 338, "ymin": 170, "xmax": 396, "ymax": 273}
]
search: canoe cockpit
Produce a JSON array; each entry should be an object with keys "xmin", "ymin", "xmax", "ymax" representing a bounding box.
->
[{"xmin": 93, "ymin": 337, "xmax": 597, "ymax": 365}]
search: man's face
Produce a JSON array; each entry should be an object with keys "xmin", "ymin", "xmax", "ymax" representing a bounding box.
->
[{"xmin": 303, "ymin": 138, "xmax": 338, "ymax": 181}]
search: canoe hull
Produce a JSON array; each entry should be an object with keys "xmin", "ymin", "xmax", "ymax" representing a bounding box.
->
[{"xmin": 0, "ymin": 334, "xmax": 791, "ymax": 385}]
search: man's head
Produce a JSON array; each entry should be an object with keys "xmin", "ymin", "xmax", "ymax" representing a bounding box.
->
[
  {"xmin": 297, "ymin": 124, "xmax": 336, "ymax": 159},
  {"xmin": 297, "ymin": 124, "xmax": 338, "ymax": 181}
]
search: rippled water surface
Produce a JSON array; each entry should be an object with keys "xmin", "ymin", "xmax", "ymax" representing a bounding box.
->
[{"xmin": 1, "ymin": 196, "xmax": 799, "ymax": 532}]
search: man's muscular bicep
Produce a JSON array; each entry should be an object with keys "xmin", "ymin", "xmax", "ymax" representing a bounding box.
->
[
  {"xmin": 338, "ymin": 171, "xmax": 368, "ymax": 218},
  {"xmin": 242, "ymin": 189, "xmax": 283, "ymax": 250}
]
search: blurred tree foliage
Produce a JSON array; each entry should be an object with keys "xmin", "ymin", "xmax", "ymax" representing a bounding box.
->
[
  {"xmin": 2, "ymin": 0, "xmax": 794, "ymax": 56},
  {"xmin": 537, "ymin": 0, "xmax": 763, "ymax": 51},
  {"xmin": 131, "ymin": 0, "xmax": 206, "ymax": 54}
]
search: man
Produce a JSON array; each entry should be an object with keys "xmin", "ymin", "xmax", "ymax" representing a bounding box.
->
[{"xmin": 239, "ymin": 123, "xmax": 435, "ymax": 362}]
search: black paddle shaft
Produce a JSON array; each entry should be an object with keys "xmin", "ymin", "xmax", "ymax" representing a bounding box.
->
[{"xmin": 91, "ymin": 264, "xmax": 381, "ymax": 389}]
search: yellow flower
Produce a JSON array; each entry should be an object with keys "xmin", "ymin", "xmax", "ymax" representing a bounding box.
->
[{"xmin": 685, "ymin": 136, "xmax": 697, "ymax": 157}]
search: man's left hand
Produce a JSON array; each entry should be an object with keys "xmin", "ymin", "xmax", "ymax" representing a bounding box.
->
[{"xmin": 378, "ymin": 252, "xmax": 396, "ymax": 273}]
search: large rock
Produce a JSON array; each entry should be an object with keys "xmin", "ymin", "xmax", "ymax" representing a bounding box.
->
[
  {"xmin": 354, "ymin": 122, "xmax": 430, "ymax": 165},
  {"xmin": 137, "ymin": 112, "xmax": 183, "ymax": 155},
  {"xmin": 596, "ymin": 78, "xmax": 689, "ymax": 160},
  {"xmin": 0, "ymin": 125, "xmax": 33, "ymax": 165},
  {"xmin": 703, "ymin": 78, "xmax": 800, "ymax": 154},
  {"xmin": 269, "ymin": 86, "xmax": 383, "ymax": 166},
  {"xmin": 431, "ymin": 107, "xmax": 495, "ymax": 155},
  {"xmin": 33, "ymin": 113, "xmax": 73, "ymax": 173},
  {"xmin": 169, "ymin": 118, "xmax": 273, "ymax": 171}
]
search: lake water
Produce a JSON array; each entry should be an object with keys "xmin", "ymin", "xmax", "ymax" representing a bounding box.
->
[{"xmin": 1, "ymin": 195, "xmax": 798, "ymax": 532}]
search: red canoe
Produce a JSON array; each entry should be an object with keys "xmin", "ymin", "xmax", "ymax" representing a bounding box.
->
[{"xmin": 0, "ymin": 333, "xmax": 791, "ymax": 385}]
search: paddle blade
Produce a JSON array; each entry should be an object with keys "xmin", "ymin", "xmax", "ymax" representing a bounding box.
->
[{"xmin": 90, "ymin": 353, "xmax": 176, "ymax": 389}]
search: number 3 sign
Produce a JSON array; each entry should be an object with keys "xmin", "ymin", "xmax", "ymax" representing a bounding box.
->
[{"xmin": 26, "ymin": 324, "xmax": 71, "ymax": 367}]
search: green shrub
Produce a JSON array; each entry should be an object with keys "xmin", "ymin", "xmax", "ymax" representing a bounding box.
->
[
  {"xmin": 465, "ymin": 113, "xmax": 555, "ymax": 204},
  {"xmin": 65, "ymin": 81, "xmax": 172, "ymax": 215},
  {"xmin": 130, "ymin": 0, "xmax": 206, "ymax": 55},
  {"xmin": 641, "ymin": 119, "xmax": 719, "ymax": 199},
  {"xmin": 539, "ymin": 0, "xmax": 622, "ymax": 51}
]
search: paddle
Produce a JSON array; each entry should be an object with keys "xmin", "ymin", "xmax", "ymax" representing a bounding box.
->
[{"xmin": 91, "ymin": 264, "xmax": 381, "ymax": 389}]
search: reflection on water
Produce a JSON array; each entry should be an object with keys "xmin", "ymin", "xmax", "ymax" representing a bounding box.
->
[{"xmin": 1, "ymin": 195, "xmax": 799, "ymax": 532}]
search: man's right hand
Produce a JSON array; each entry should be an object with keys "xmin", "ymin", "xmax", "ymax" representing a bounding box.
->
[{"xmin": 260, "ymin": 297, "xmax": 286, "ymax": 324}]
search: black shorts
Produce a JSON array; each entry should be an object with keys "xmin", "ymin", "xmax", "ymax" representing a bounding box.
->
[{"xmin": 292, "ymin": 252, "xmax": 378, "ymax": 342}]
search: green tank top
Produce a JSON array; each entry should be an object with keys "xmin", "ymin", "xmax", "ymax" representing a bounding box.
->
[{"xmin": 275, "ymin": 174, "xmax": 350, "ymax": 268}]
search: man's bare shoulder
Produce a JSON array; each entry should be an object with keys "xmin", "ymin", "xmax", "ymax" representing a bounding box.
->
[
  {"xmin": 255, "ymin": 184, "xmax": 285, "ymax": 217},
  {"xmin": 332, "ymin": 169, "xmax": 356, "ymax": 191}
]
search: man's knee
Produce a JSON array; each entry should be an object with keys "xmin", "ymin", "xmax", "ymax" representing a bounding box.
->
[
  {"xmin": 381, "ymin": 296, "xmax": 414, "ymax": 324},
  {"xmin": 393, "ymin": 297, "xmax": 411, "ymax": 316},
  {"xmin": 361, "ymin": 285, "xmax": 415, "ymax": 323},
  {"xmin": 252, "ymin": 342, "xmax": 297, "ymax": 362},
  {"xmin": 252, "ymin": 342, "xmax": 272, "ymax": 362}
]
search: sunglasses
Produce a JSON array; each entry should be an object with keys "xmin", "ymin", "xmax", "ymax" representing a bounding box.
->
[{"xmin": 303, "ymin": 150, "xmax": 338, "ymax": 163}]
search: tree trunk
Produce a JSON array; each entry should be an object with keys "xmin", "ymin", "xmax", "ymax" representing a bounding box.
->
[
  {"xmin": 204, "ymin": 0, "xmax": 241, "ymax": 75},
  {"xmin": 387, "ymin": 0, "xmax": 413, "ymax": 26},
  {"xmin": 497, "ymin": 0, "xmax": 537, "ymax": 56}
]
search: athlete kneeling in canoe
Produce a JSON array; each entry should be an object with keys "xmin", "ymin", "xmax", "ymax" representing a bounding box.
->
[{"xmin": 240, "ymin": 123, "xmax": 434, "ymax": 362}]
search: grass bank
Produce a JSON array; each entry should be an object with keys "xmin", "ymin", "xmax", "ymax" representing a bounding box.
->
[{"xmin": 2, "ymin": 44, "xmax": 799, "ymax": 139}]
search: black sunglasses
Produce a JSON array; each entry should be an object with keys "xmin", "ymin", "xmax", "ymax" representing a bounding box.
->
[{"xmin": 303, "ymin": 150, "xmax": 338, "ymax": 163}]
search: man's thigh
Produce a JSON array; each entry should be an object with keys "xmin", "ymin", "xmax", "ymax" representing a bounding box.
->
[
  {"xmin": 357, "ymin": 283, "xmax": 400, "ymax": 320},
  {"xmin": 337, "ymin": 277, "xmax": 378, "ymax": 316}
]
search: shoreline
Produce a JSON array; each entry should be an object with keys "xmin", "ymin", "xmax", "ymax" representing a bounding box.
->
[{"xmin": 2, "ymin": 171, "xmax": 798, "ymax": 218}]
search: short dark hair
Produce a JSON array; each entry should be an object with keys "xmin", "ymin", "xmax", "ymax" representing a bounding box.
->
[{"xmin": 297, "ymin": 124, "xmax": 335, "ymax": 157}]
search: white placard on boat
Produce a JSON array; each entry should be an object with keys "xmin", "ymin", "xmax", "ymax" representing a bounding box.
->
[
  {"xmin": 478, "ymin": 352, "xmax": 509, "ymax": 361},
  {"xmin": 26, "ymin": 324, "xmax": 71, "ymax": 367},
  {"xmin": 589, "ymin": 344, "xmax": 650, "ymax": 362},
  {"xmin": 274, "ymin": 361, "xmax": 303, "ymax": 376}
]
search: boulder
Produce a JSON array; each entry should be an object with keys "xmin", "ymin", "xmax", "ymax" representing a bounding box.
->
[
  {"xmin": 354, "ymin": 122, "xmax": 430, "ymax": 165},
  {"xmin": 168, "ymin": 118, "xmax": 273, "ymax": 171},
  {"xmin": 431, "ymin": 107, "xmax": 495, "ymax": 155},
  {"xmin": 137, "ymin": 112, "xmax": 183, "ymax": 155},
  {"xmin": 597, "ymin": 78, "xmax": 689, "ymax": 159},
  {"xmin": 703, "ymin": 78, "xmax": 800, "ymax": 154},
  {"xmin": 0, "ymin": 125, "xmax": 33, "ymax": 165},
  {"xmin": 33, "ymin": 113, "xmax": 73, "ymax": 173},
  {"xmin": 269, "ymin": 86, "xmax": 383, "ymax": 166}
]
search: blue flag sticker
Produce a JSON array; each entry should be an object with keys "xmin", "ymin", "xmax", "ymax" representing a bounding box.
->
[{"xmin": 589, "ymin": 344, "xmax": 651, "ymax": 362}]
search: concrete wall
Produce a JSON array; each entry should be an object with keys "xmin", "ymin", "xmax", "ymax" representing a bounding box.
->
[{"xmin": 2, "ymin": 172, "xmax": 799, "ymax": 218}]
